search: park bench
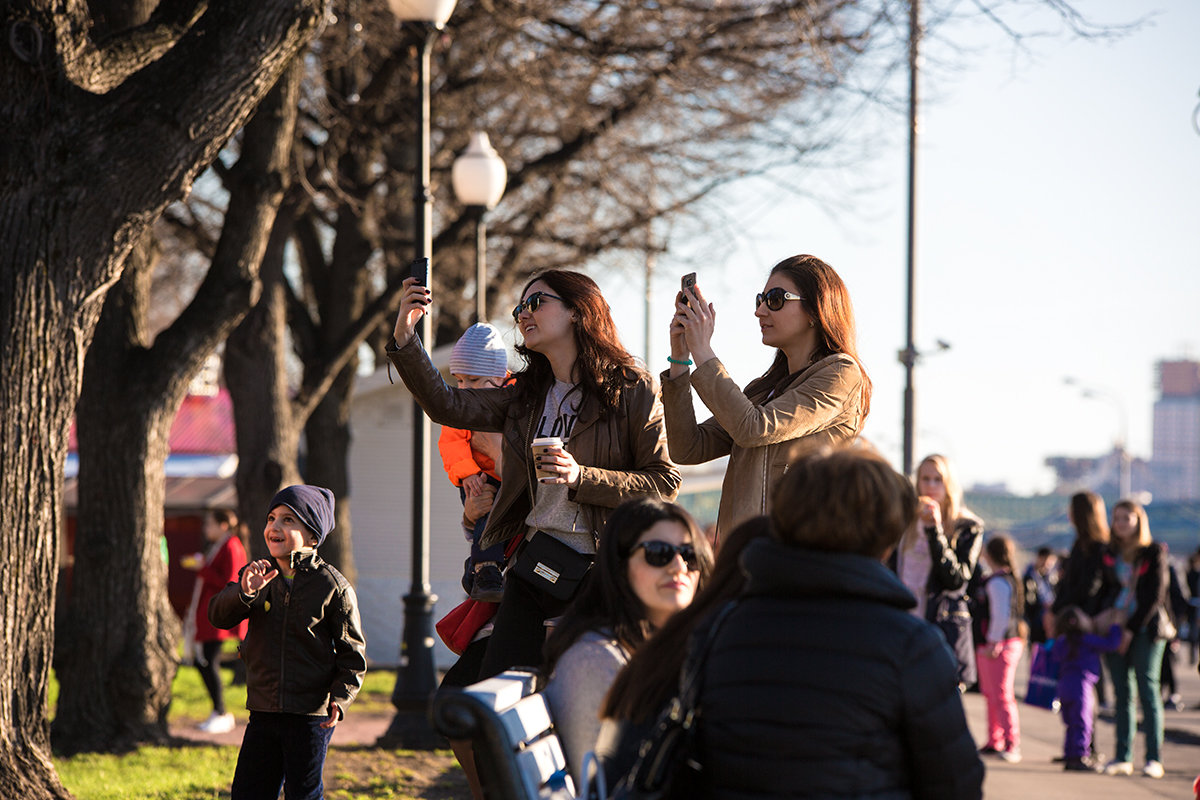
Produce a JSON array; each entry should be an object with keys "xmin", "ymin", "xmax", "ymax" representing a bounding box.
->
[{"xmin": 430, "ymin": 669, "xmax": 581, "ymax": 800}]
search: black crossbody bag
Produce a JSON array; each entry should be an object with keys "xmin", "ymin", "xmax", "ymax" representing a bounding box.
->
[{"xmin": 510, "ymin": 531, "xmax": 593, "ymax": 601}]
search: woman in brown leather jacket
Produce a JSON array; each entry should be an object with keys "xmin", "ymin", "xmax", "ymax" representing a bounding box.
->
[
  {"xmin": 663, "ymin": 254, "xmax": 870, "ymax": 542},
  {"xmin": 390, "ymin": 269, "xmax": 680, "ymax": 679}
]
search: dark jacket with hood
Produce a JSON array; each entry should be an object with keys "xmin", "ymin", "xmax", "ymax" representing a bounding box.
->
[
  {"xmin": 692, "ymin": 538, "xmax": 984, "ymax": 800},
  {"xmin": 209, "ymin": 551, "xmax": 367, "ymax": 717}
]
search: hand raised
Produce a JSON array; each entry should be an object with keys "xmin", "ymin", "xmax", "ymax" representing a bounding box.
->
[
  {"xmin": 392, "ymin": 277, "xmax": 431, "ymax": 345},
  {"xmin": 241, "ymin": 559, "xmax": 279, "ymax": 595}
]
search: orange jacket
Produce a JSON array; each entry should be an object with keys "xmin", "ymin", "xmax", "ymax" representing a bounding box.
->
[{"xmin": 438, "ymin": 426, "xmax": 500, "ymax": 486}]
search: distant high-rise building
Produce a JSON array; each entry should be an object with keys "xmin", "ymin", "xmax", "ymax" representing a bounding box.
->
[{"xmin": 1151, "ymin": 359, "xmax": 1200, "ymax": 501}]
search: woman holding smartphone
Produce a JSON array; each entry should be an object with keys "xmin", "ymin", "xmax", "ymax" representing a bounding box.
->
[
  {"xmin": 664, "ymin": 254, "xmax": 870, "ymax": 541},
  {"xmin": 389, "ymin": 269, "xmax": 680, "ymax": 678}
]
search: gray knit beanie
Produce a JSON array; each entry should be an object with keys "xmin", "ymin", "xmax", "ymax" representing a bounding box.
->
[{"xmin": 449, "ymin": 323, "xmax": 509, "ymax": 378}]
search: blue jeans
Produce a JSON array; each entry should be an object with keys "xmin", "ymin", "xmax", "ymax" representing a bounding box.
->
[
  {"xmin": 1104, "ymin": 631, "xmax": 1167, "ymax": 763},
  {"xmin": 231, "ymin": 712, "xmax": 335, "ymax": 800}
]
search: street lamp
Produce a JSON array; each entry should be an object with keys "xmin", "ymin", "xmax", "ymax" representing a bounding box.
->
[
  {"xmin": 382, "ymin": 0, "xmax": 458, "ymax": 750},
  {"xmin": 451, "ymin": 131, "xmax": 507, "ymax": 323},
  {"xmin": 900, "ymin": 0, "xmax": 922, "ymax": 478},
  {"xmin": 1064, "ymin": 377, "xmax": 1132, "ymax": 499}
]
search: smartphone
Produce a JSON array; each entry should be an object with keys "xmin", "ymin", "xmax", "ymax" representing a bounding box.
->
[
  {"xmin": 681, "ymin": 272, "xmax": 697, "ymax": 305},
  {"xmin": 410, "ymin": 257, "xmax": 429, "ymax": 287}
]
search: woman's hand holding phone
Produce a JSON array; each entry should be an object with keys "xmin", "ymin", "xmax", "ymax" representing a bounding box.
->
[
  {"xmin": 393, "ymin": 276, "xmax": 431, "ymax": 345},
  {"xmin": 674, "ymin": 279, "xmax": 716, "ymax": 365}
]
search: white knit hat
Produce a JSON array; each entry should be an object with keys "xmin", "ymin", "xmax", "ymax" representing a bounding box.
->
[{"xmin": 449, "ymin": 323, "xmax": 509, "ymax": 378}]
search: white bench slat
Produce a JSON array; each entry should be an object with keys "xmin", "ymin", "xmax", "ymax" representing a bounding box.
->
[
  {"xmin": 466, "ymin": 672, "xmax": 539, "ymax": 712},
  {"xmin": 499, "ymin": 693, "xmax": 555, "ymax": 746},
  {"xmin": 515, "ymin": 735, "xmax": 574, "ymax": 799}
]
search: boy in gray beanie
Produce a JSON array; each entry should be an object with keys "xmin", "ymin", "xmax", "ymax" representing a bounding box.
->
[{"xmin": 438, "ymin": 323, "xmax": 511, "ymax": 603}]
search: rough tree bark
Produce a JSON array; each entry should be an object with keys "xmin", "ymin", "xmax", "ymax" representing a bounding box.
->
[
  {"xmin": 0, "ymin": 0, "xmax": 325, "ymax": 789},
  {"xmin": 52, "ymin": 61, "xmax": 302, "ymax": 755}
]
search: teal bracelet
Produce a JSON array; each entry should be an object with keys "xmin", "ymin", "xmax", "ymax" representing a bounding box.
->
[{"xmin": 667, "ymin": 356, "xmax": 693, "ymax": 366}]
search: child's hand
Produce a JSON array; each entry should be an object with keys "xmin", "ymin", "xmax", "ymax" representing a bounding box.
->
[
  {"xmin": 463, "ymin": 485, "xmax": 496, "ymax": 525},
  {"xmin": 321, "ymin": 702, "xmax": 341, "ymax": 729},
  {"xmin": 241, "ymin": 559, "xmax": 279, "ymax": 596},
  {"xmin": 462, "ymin": 472, "xmax": 486, "ymax": 497}
]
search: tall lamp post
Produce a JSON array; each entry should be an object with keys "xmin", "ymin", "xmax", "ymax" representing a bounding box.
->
[
  {"xmin": 451, "ymin": 131, "xmax": 507, "ymax": 323},
  {"xmin": 1064, "ymin": 377, "xmax": 1132, "ymax": 498},
  {"xmin": 900, "ymin": 0, "xmax": 922, "ymax": 478},
  {"xmin": 382, "ymin": 0, "xmax": 458, "ymax": 749}
]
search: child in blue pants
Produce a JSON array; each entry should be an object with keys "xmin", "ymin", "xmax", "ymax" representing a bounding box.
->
[{"xmin": 1052, "ymin": 605, "xmax": 1124, "ymax": 771}]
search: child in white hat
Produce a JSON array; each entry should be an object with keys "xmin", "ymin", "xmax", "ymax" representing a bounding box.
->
[{"xmin": 438, "ymin": 323, "xmax": 512, "ymax": 602}]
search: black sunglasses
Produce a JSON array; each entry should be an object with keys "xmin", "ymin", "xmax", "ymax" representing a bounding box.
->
[
  {"xmin": 633, "ymin": 540, "xmax": 698, "ymax": 571},
  {"xmin": 512, "ymin": 291, "xmax": 565, "ymax": 321},
  {"xmin": 755, "ymin": 287, "xmax": 804, "ymax": 312}
]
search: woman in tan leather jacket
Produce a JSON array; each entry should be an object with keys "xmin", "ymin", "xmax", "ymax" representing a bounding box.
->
[
  {"xmin": 390, "ymin": 269, "xmax": 680, "ymax": 679},
  {"xmin": 664, "ymin": 254, "xmax": 870, "ymax": 542}
]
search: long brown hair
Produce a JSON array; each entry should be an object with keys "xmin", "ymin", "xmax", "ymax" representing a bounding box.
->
[
  {"xmin": 512, "ymin": 269, "xmax": 642, "ymax": 413},
  {"xmin": 744, "ymin": 254, "xmax": 872, "ymax": 418},
  {"xmin": 601, "ymin": 515, "xmax": 770, "ymax": 723},
  {"xmin": 1112, "ymin": 498, "xmax": 1152, "ymax": 556},
  {"xmin": 1069, "ymin": 491, "xmax": 1110, "ymax": 551}
]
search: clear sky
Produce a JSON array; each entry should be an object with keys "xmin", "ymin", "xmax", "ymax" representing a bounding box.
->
[{"xmin": 598, "ymin": 0, "xmax": 1200, "ymax": 496}]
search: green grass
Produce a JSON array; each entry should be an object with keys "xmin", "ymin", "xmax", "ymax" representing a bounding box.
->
[
  {"xmin": 51, "ymin": 650, "xmax": 408, "ymax": 799},
  {"xmin": 57, "ymin": 747, "xmax": 239, "ymax": 800}
]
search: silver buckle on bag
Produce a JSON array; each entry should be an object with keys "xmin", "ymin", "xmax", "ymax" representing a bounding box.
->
[{"xmin": 533, "ymin": 561, "xmax": 561, "ymax": 584}]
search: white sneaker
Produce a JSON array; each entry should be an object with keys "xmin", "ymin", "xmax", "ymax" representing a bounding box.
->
[
  {"xmin": 1103, "ymin": 760, "xmax": 1134, "ymax": 776},
  {"xmin": 1142, "ymin": 760, "xmax": 1164, "ymax": 779},
  {"xmin": 998, "ymin": 749, "xmax": 1022, "ymax": 764},
  {"xmin": 197, "ymin": 712, "xmax": 235, "ymax": 734}
]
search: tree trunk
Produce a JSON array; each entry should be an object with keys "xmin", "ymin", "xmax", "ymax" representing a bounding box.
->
[
  {"xmin": 52, "ymin": 242, "xmax": 183, "ymax": 754},
  {"xmin": 0, "ymin": 0, "xmax": 323, "ymax": 786},
  {"xmin": 52, "ymin": 60, "xmax": 301, "ymax": 754},
  {"xmin": 226, "ymin": 218, "xmax": 304, "ymax": 559},
  {"xmin": 303, "ymin": 364, "xmax": 357, "ymax": 583},
  {"xmin": 0, "ymin": 214, "xmax": 77, "ymax": 799}
]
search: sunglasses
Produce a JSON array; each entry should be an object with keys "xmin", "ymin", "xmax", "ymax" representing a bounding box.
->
[
  {"xmin": 755, "ymin": 287, "xmax": 804, "ymax": 312},
  {"xmin": 512, "ymin": 291, "xmax": 565, "ymax": 321},
  {"xmin": 633, "ymin": 540, "xmax": 699, "ymax": 571}
]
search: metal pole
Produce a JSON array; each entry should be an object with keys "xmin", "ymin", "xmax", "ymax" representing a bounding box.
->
[
  {"xmin": 384, "ymin": 21, "xmax": 440, "ymax": 749},
  {"xmin": 475, "ymin": 207, "xmax": 487, "ymax": 323},
  {"xmin": 644, "ymin": 246, "xmax": 655, "ymax": 367},
  {"xmin": 901, "ymin": 0, "xmax": 920, "ymax": 478}
]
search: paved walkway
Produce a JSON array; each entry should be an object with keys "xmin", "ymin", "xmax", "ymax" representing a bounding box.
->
[{"xmin": 963, "ymin": 648, "xmax": 1200, "ymax": 798}]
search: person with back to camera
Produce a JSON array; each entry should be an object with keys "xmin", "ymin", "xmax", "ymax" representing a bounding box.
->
[
  {"xmin": 680, "ymin": 445, "xmax": 983, "ymax": 799},
  {"xmin": 890, "ymin": 454, "xmax": 984, "ymax": 691},
  {"xmin": 973, "ymin": 535, "xmax": 1027, "ymax": 763},
  {"xmin": 596, "ymin": 514, "xmax": 772, "ymax": 788},
  {"xmin": 182, "ymin": 508, "xmax": 249, "ymax": 734},
  {"xmin": 1102, "ymin": 499, "xmax": 1170, "ymax": 779},
  {"xmin": 1022, "ymin": 546, "xmax": 1058, "ymax": 670},
  {"xmin": 209, "ymin": 485, "xmax": 367, "ymax": 800},
  {"xmin": 438, "ymin": 321, "xmax": 513, "ymax": 603},
  {"xmin": 389, "ymin": 269, "xmax": 680, "ymax": 679},
  {"xmin": 663, "ymin": 254, "xmax": 870, "ymax": 543},
  {"xmin": 539, "ymin": 497, "xmax": 714, "ymax": 788},
  {"xmin": 1052, "ymin": 605, "xmax": 1126, "ymax": 772}
]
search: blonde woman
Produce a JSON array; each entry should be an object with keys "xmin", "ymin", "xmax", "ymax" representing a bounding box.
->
[
  {"xmin": 1102, "ymin": 499, "xmax": 1169, "ymax": 779},
  {"xmin": 890, "ymin": 454, "xmax": 983, "ymax": 689}
]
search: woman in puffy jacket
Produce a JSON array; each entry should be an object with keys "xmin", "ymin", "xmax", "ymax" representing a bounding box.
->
[{"xmin": 689, "ymin": 446, "xmax": 983, "ymax": 800}]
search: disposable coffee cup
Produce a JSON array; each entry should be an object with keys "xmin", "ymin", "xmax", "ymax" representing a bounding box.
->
[{"xmin": 532, "ymin": 436, "xmax": 564, "ymax": 481}]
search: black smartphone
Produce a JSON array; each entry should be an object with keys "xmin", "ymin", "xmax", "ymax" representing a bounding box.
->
[
  {"xmin": 410, "ymin": 257, "xmax": 429, "ymax": 287},
  {"xmin": 681, "ymin": 272, "xmax": 697, "ymax": 305}
]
